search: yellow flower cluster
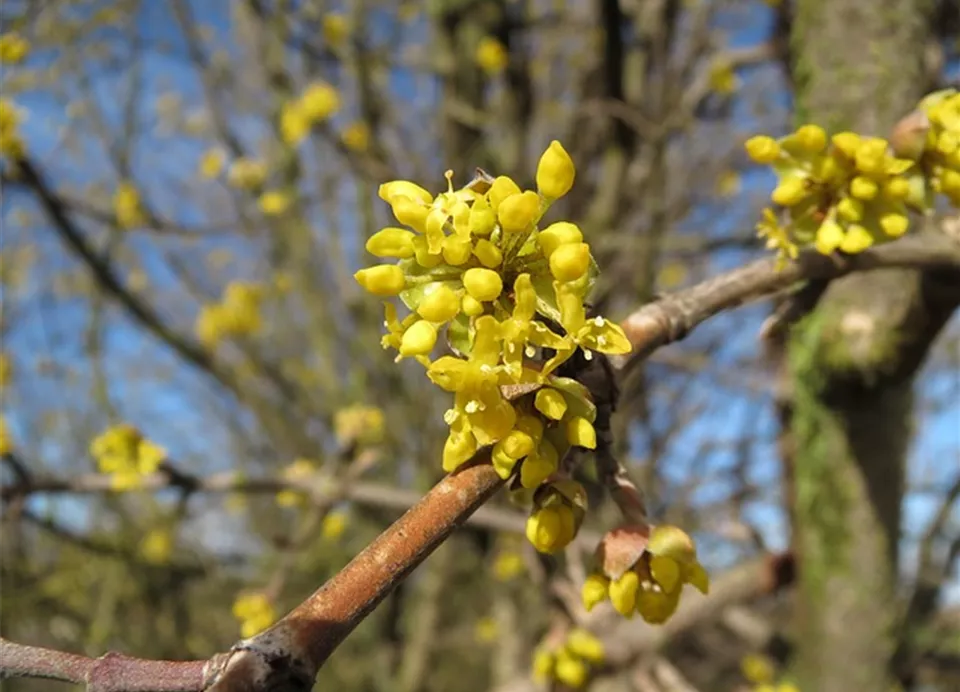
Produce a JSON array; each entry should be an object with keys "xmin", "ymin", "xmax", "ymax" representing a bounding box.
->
[
  {"xmin": 581, "ymin": 525, "xmax": 709, "ymax": 623},
  {"xmin": 533, "ymin": 628, "xmax": 605, "ymax": 689},
  {"xmin": 195, "ymin": 281, "xmax": 265, "ymax": 348},
  {"xmin": 198, "ymin": 148, "xmax": 225, "ymax": 179},
  {"xmin": 258, "ymin": 189, "xmax": 292, "ymax": 216},
  {"xmin": 355, "ymin": 141, "xmax": 632, "ymax": 552},
  {"xmin": 90, "ymin": 424, "xmax": 167, "ymax": 490},
  {"xmin": 0, "ymin": 33, "xmax": 30, "ymax": 64},
  {"xmin": 114, "ymin": 181, "xmax": 145, "ymax": 229},
  {"xmin": 0, "ymin": 98, "xmax": 24, "ymax": 159},
  {"xmin": 280, "ymin": 81, "xmax": 341, "ymax": 145},
  {"xmin": 232, "ymin": 591, "xmax": 276, "ymax": 639},
  {"xmin": 333, "ymin": 405, "xmax": 385, "ymax": 447},
  {"xmin": 746, "ymin": 90, "xmax": 960, "ymax": 265}
]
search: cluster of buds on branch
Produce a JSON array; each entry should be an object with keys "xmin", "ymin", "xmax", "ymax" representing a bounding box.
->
[{"xmin": 747, "ymin": 89, "xmax": 960, "ymax": 265}]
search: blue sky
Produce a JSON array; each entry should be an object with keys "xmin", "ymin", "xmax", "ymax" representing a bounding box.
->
[{"xmin": 2, "ymin": 0, "xmax": 957, "ymax": 606}]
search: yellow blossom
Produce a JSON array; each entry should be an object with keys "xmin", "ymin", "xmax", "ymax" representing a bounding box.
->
[
  {"xmin": 498, "ymin": 191, "xmax": 540, "ymax": 233},
  {"xmin": 475, "ymin": 36, "xmax": 508, "ymax": 74},
  {"xmin": 232, "ymin": 592, "xmax": 275, "ymax": 638},
  {"xmin": 114, "ymin": 181, "xmax": 145, "ymax": 229},
  {"xmin": 536, "ymin": 140, "xmax": 576, "ymax": 200},
  {"xmin": 90, "ymin": 424, "xmax": 166, "ymax": 489},
  {"xmin": 538, "ymin": 221, "xmax": 583, "ymax": 257},
  {"xmin": 334, "ymin": 405, "xmax": 385, "ymax": 446},
  {"xmin": 259, "ymin": 190, "xmax": 292, "ymax": 216},
  {"xmin": 301, "ymin": 81, "xmax": 341, "ymax": 121},
  {"xmin": 0, "ymin": 33, "xmax": 30, "ymax": 64},
  {"xmin": 549, "ymin": 242, "xmax": 590, "ymax": 282},
  {"xmin": 140, "ymin": 529, "xmax": 174, "ymax": 565},
  {"xmin": 280, "ymin": 100, "xmax": 311, "ymax": 145},
  {"xmin": 741, "ymin": 653, "xmax": 776, "ymax": 684},
  {"xmin": 355, "ymin": 264, "xmax": 406, "ymax": 296},
  {"xmin": 227, "ymin": 158, "xmax": 266, "ymax": 189},
  {"xmin": 341, "ymin": 121, "xmax": 370, "ymax": 152},
  {"xmin": 708, "ymin": 58, "xmax": 738, "ymax": 95},
  {"xmin": 0, "ymin": 416, "xmax": 13, "ymax": 456},
  {"xmin": 198, "ymin": 148, "xmax": 225, "ymax": 179},
  {"xmin": 492, "ymin": 551, "xmax": 525, "ymax": 581},
  {"xmin": 322, "ymin": 14, "xmax": 349, "ymax": 47},
  {"xmin": 462, "ymin": 267, "xmax": 503, "ymax": 302},
  {"xmin": 322, "ymin": 511, "xmax": 348, "ymax": 540}
]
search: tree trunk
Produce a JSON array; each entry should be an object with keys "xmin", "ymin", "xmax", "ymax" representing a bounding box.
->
[{"xmin": 785, "ymin": 2, "xmax": 957, "ymax": 690}]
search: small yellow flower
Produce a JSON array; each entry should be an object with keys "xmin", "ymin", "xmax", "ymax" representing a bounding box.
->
[
  {"xmin": 114, "ymin": 181, "xmax": 145, "ymax": 229},
  {"xmin": 232, "ymin": 591, "xmax": 276, "ymax": 638},
  {"xmin": 498, "ymin": 191, "xmax": 540, "ymax": 234},
  {"xmin": 566, "ymin": 629, "xmax": 605, "ymax": 665},
  {"xmin": 566, "ymin": 417, "xmax": 597, "ymax": 449},
  {"xmin": 474, "ymin": 616, "xmax": 499, "ymax": 644},
  {"xmin": 534, "ymin": 388, "xmax": 567, "ymax": 420},
  {"xmin": 341, "ymin": 121, "xmax": 370, "ymax": 152},
  {"xmin": 322, "ymin": 511, "xmax": 347, "ymax": 540},
  {"xmin": 472, "ymin": 238, "xmax": 502, "ymax": 268},
  {"xmin": 301, "ymin": 81, "xmax": 341, "ymax": 121},
  {"xmin": 525, "ymin": 505, "xmax": 575, "ymax": 554},
  {"xmin": 417, "ymin": 283, "xmax": 461, "ymax": 323},
  {"xmin": 492, "ymin": 550, "xmax": 525, "ymax": 581},
  {"xmin": 581, "ymin": 574, "xmax": 610, "ymax": 612},
  {"xmin": 538, "ymin": 221, "xmax": 583, "ymax": 258},
  {"xmin": 745, "ymin": 135, "xmax": 781, "ymax": 164},
  {"xmin": 280, "ymin": 100, "xmax": 311, "ymax": 145},
  {"xmin": 475, "ymin": 36, "xmax": 508, "ymax": 74},
  {"xmin": 708, "ymin": 58, "xmax": 738, "ymax": 95},
  {"xmin": 322, "ymin": 14, "xmax": 349, "ymax": 47},
  {"xmin": 549, "ymin": 242, "xmax": 590, "ymax": 282},
  {"xmin": 399, "ymin": 320, "xmax": 438, "ymax": 356},
  {"xmin": 536, "ymin": 140, "xmax": 576, "ymax": 200},
  {"xmin": 198, "ymin": 148, "xmax": 225, "ymax": 179},
  {"xmin": 608, "ymin": 570, "xmax": 639, "ymax": 616},
  {"xmin": 462, "ymin": 267, "xmax": 503, "ymax": 302},
  {"xmin": 228, "ymin": 158, "xmax": 266, "ymax": 189},
  {"xmin": 259, "ymin": 190, "xmax": 292, "ymax": 216},
  {"xmin": 140, "ymin": 529, "xmax": 174, "ymax": 565},
  {"xmin": 334, "ymin": 405, "xmax": 385, "ymax": 446},
  {"xmin": 354, "ymin": 264, "xmax": 406, "ymax": 296},
  {"xmin": 276, "ymin": 457, "xmax": 316, "ymax": 507},
  {"xmin": 0, "ymin": 33, "xmax": 30, "ymax": 64},
  {"xmin": 741, "ymin": 653, "xmax": 776, "ymax": 684},
  {"xmin": 771, "ymin": 176, "xmax": 809, "ymax": 207},
  {"xmin": 554, "ymin": 649, "xmax": 588, "ymax": 688},
  {"xmin": 90, "ymin": 424, "xmax": 167, "ymax": 489},
  {"xmin": 0, "ymin": 416, "xmax": 13, "ymax": 456},
  {"xmin": 532, "ymin": 647, "xmax": 555, "ymax": 683},
  {"xmin": 487, "ymin": 175, "xmax": 521, "ymax": 212},
  {"xmin": 366, "ymin": 227, "xmax": 416, "ymax": 259}
]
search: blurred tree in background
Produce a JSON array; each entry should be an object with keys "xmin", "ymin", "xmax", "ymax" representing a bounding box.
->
[{"xmin": 1, "ymin": 1, "xmax": 958, "ymax": 691}]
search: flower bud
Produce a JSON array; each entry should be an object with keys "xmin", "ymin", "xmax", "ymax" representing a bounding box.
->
[
  {"xmin": 532, "ymin": 648, "xmax": 555, "ymax": 682},
  {"xmin": 462, "ymin": 294, "xmax": 485, "ymax": 316},
  {"xmin": 566, "ymin": 416, "xmax": 597, "ymax": 450},
  {"xmin": 581, "ymin": 574, "xmax": 610, "ymax": 612},
  {"xmin": 538, "ymin": 221, "xmax": 583, "ymax": 257},
  {"xmin": 412, "ymin": 236, "xmax": 443, "ymax": 268},
  {"xmin": 549, "ymin": 242, "xmax": 591, "ymax": 282},
  {"xmin": 839, "ymin": 224, "xmax": 874, "ymax": 253},
  {"xmin": 566, "ymin": 629, "xmax": 605, "ymax": 664},
  {"xmin": 526, "ymin": 506, "xmax": 563, "ymax": 553},
  {"xmin": 554, "ymin": 650, "xmax": 587, "ymax": 688},
  {"xmin": 498, "ymin": 190, "xmax": 540, "ymax": 233},
  {"xmin": 831, "ymin": 132, "xmax": 861, "ymax": 158},
  {"xmin": 771, "ymin": 177, "xmax": 808, "ymax": 207},
  {"xmin": 399, "ymin": 320, "xmax": 437, "ymax": 356},
  {"xmin": 794, "ymin": 124, "xmax": 827, "ymax": 153},
  {"xmin": 849, "ymin": 176, "xmax": 878, "ymax": 201},
  {"xmin": 354, "ymin": 265, "xmax": 406, "ymax": 296},
  {"xmin": 473, "ymin": 238, "xmax": 503, "ymax": 267},
  {"xmin": 469, "ymin": 196, "xmax": 496, "ymax": 236},
  {"xmin": 417, "ymin": 284, "xmax": 460, "ymax": 323},
  {"xmin": 648, "ymin": 525, "xmax": 697, "ymax": 563},
  {"xmin": 536, "ymin": 140, "xmax": 575, "ymax": 199},
  {"xmin": 837, "ymin": 196, "xmax": 865, "ymax": 222},
  {"xmin": 462, "ymin": 267, "xmax": 503, "ymax": 302},
  {"xmin": 649, "ymin": 554, "xmax": 681, "ymax": 593},
  {"xmin": 744, "ymin": 135, "xmax": 781, "ymax": 164},
  {"xmin": 487, "ymin": 176, "xmax": 521, "ymax": 212},
  {"xmin": 608, "ymin": 570, "xmax": 639, "ymax": 616},
  {"xmin": 535, "ymin": 388, "xmax": 567, "ymax": 420},
  {"xmin": 854, "ymin": 138, "xmax": 888, "ymax": 175},
  {"xmin": 814, "ymin": 218, "xmax": 845, "ymax": 255},
  {"xmin": 365, "ymin": 227, "xmax": 416, "ymax": 258},
  {"xmin": 390, "ymin": 196, "xmax": 429, "ymax": 233},
  {"xmin": 515, "ymin": 413, "xmax": 544, "ymax": 441},
  {"xmin": 443, "ymin": 428, "xmax": 478, "ymax": 472},
  {"xmin": 442, "ymin": 236, "xmax": 472, "ymax": 265},
  {"xmin": 636, "ymin": 588, "xmax": 680, "ymax": 624},
  {"xmin": 379, "ymin": 180, "xmax": 433, "ymax": 205},
  {"xmin": 879, "ymin": 212, "xmax": 909, "ymax": 237},
  {"xmin": 520, "ymin": 443, "xmax": 558, "ymax": 489}
]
